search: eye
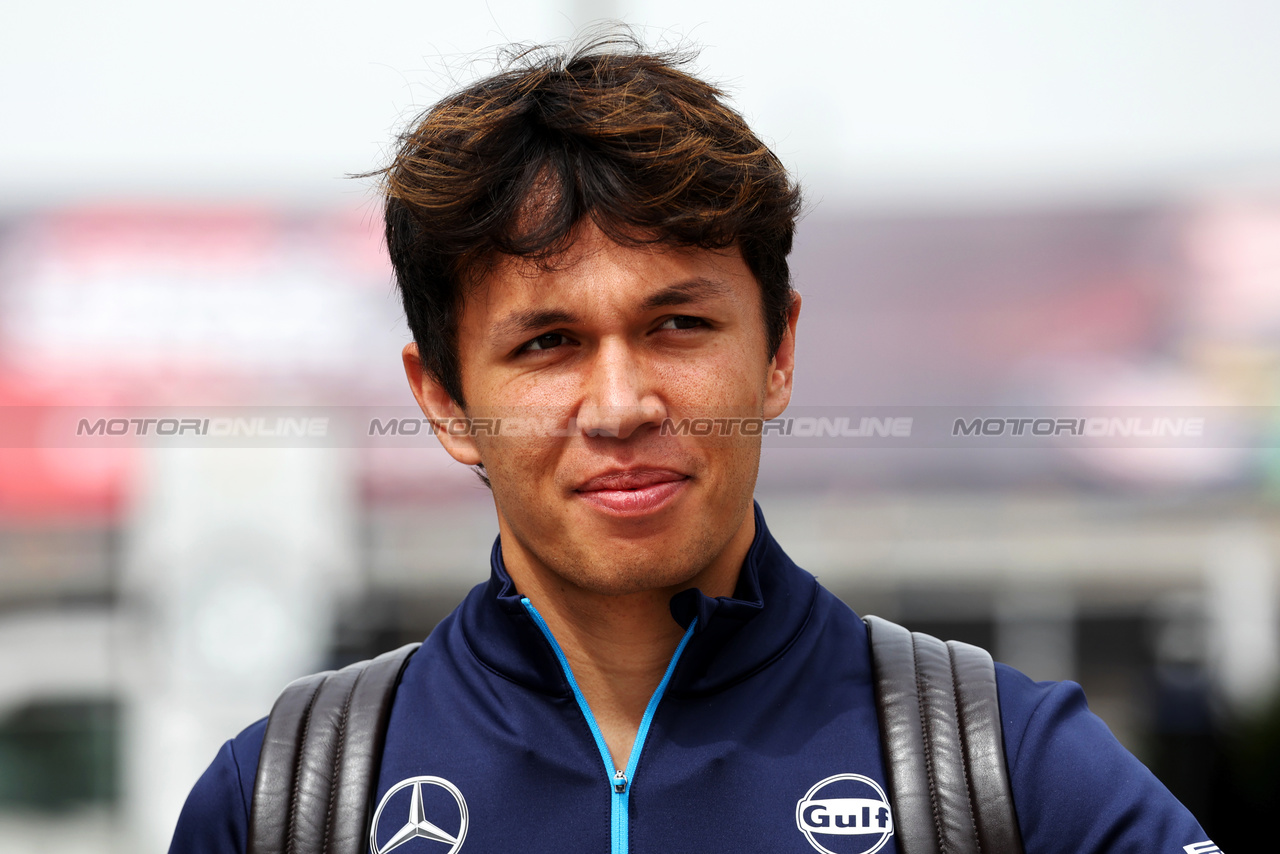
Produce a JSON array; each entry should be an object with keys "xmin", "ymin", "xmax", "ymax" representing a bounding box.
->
[
  {"xmin": 658, "ymin": 315, "xmax": 705, "ymax": 331},
  {"xmin": 520, "ymin": 332, "xmax": 571, "ymax": 353}
]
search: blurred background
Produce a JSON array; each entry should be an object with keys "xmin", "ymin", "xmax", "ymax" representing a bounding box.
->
[{"xmin": 3, "ymin": 1, "xmax": 1279, "ymax": 850}]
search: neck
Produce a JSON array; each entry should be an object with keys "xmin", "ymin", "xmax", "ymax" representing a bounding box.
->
[
  {"xmin": 500, "ymin": 515, "xmax": 754, "ymax": 771},
  {"xmin": 526, "ymin": 583, "xmax": 690, "ymax": 770}
]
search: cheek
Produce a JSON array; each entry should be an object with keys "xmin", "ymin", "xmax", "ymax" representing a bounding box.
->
[
  {"xmin": 659, "ymin": 355, "xmax": 767, "ymax": 413},
  {"xmin": 475, "ymin": 431, "xmax": 563, "ymax": 491},
  {"xmin": 476, "ymin": 372, "xmax": 583, "ymax": 428}
]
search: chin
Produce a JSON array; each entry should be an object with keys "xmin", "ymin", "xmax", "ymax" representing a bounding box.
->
[
  {"xmin": 562, "ymin": 525, "xmax": 724, "ymax": 595},
  {"xmin": 565, "ymin": 555, "xmax": 704, "ymax": 597}
]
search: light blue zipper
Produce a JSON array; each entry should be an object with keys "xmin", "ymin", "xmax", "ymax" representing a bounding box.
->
[{"xmin": 521, "ymin": 597, "xmax": 696, "ymax": 854}]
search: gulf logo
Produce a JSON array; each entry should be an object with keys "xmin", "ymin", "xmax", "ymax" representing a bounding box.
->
[{"xmin": 795, "ymin": 773, "xmax": 894, "ymax": 854}]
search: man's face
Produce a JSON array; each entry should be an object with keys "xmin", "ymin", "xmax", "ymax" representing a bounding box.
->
[{"xmin": 406, "ymin": 222, "xmax": 798, "ymax": 598}]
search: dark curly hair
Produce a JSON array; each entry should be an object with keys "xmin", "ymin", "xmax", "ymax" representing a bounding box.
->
[{"xmin": 376, "ymin": 33, "xmax": 802, "ymax": 407}]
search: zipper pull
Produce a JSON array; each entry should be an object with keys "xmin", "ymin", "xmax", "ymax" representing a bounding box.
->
[{"xmin": 612, "ymin": 770, "xmax": 628, "ymax": 794}]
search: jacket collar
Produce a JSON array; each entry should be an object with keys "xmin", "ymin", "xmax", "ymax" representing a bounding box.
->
[{"xmin": 454, "ymin": 501, "xmax": 819, "ymax": 697}]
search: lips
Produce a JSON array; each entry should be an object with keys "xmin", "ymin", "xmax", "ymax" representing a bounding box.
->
[{"xmin": 574, "ymin": 468, "xmax": 689, "ymax": 515}]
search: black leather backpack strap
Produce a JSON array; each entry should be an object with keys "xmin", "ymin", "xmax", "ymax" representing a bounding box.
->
[
  {"xmin": 863, "ymin": 615, "xmax": 1024, "ymax": 854},
  {"xmin": 248, "ymin": 642, "xmax": 420, "ymax": 854}
]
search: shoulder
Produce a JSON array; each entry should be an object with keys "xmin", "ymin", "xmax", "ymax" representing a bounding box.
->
[
  {"xmin": 168, "ymin": 718, "xmax": 266, "ymax": 854},
  {"xmin": 168, "ymin": 639, "xmax": 436, "ymax": 854},
  {"xmin": 994, "ymin": 664, "xmax": 1212, "ymax": 854}
]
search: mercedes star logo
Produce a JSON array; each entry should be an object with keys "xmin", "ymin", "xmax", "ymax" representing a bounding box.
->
[{"xmin": 369, "ymin": 776, "xmax": 469, "ymax": 854}]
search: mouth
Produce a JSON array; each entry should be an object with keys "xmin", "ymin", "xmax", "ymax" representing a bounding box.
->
[{"xmin": 573, "ymin": 468, "xmax": 689, "ymax": 516}]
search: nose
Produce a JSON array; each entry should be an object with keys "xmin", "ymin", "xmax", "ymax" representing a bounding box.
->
[{"xmin": 575, "ymin": 338, "xmax": 666, "ymax": 440}]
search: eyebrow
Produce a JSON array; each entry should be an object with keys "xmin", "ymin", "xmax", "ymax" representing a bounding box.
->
[
  {"xmin": 488, "ymin": 278, "xmax": 732, "ymax": 343},
  {"xmin": 490, "ymin": 308, "xmax": 579, "ymax": 344},
  {"xmin": 639, "ymin": 277, "xmax": 732, "ymax": 310}
]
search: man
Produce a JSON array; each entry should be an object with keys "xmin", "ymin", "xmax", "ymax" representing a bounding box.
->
[{"xmin": 171, "ymin": 37, "xmax": 1216, "ymax": 854}]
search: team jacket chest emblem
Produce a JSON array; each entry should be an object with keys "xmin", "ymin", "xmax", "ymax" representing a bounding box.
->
[
  {"xmin": 369, "ymin": 776, "xmax": 469, "ymax": 854},
  {"xmin": 796, "ymin": 773, "xmax": 895, "ymax": 854}
]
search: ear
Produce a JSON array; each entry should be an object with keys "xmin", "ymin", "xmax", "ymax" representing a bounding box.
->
[
  {"xmin": 402, "ymin": 343, "xmax": 483, "ymax": 466},
  {"xmin": 763, "ymin": 292, "xmax": 801, "ymax": 420}
]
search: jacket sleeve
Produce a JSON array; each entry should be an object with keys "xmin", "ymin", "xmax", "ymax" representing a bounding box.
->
[
  {"xmin": 168, "ymin": 719, "xmax": 266, "ymax": 854},
  {"xmin": 995, "ymin": 665, "xmax": 1216, "ymax": 854}
]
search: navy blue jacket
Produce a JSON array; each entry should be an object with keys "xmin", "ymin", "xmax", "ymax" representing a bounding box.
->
[{"xmin": 171, "ymin": 504, "xmax": 1213, "ymax": 854}]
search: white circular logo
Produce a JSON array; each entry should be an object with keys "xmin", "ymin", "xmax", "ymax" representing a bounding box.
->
[
  {"xmin": 369, "ymin": 776, "xmax": 468, "ymax": 854},
  {"xmin": 795, "ymin": 773, "xmax": 894, "ymax": 854}
]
